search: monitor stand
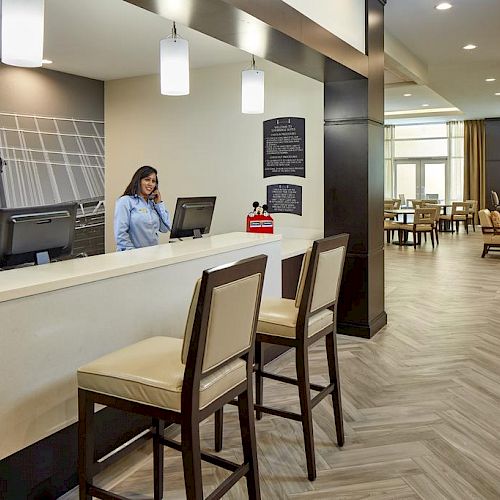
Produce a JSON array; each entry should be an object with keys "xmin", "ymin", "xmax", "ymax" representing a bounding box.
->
[
  {"xmin": 193, "ymin": 229, "xmax": 202, "ymax": 239},
  {"xmin": 35, "ymin": 251, "xmax": 50, "ymax": 265}
]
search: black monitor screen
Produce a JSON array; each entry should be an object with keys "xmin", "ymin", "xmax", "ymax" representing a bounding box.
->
[
  {"xmin": 0, "ymin": 202, "xmax": 77, "ymax": 267},
  {"xmin": 170, "ymin": 197, "xmax": 216, "ymax": 239}
]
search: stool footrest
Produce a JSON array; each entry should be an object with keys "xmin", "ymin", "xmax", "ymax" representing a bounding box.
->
[
  {"xmin": 259, "ymin": 370, "xmax": 325, "ymax": 392},
  {"xmin": 160, "ymin": 436, "xmax": 241, "ymax": 472},
  {"xmin": 88, "ymin": 485, "xmax": 129, "ymax": 500},
  {"xmin": 206, "ymin": 463, "xmax": 250, "ymax": 500},
  {"xmin": 254, "ymin": 404, "xmax": 302, "ymax": 421},
  {"xmin": 311, "ymin": 383, "xmax": 335, "ymax": 408}
]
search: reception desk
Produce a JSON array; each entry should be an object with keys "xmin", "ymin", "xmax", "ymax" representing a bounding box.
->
[{"xmin": 0, "ymin": 232, "xmax": 281, "ymax": 465}]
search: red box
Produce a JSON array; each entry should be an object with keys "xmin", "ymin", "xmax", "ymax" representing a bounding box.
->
[{"xmin": 246, "ymin": 214, "xmax": 274, "ymax": 234}]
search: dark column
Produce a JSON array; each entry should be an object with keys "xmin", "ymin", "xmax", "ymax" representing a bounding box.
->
[
  {"xmin": 485, "ymin": 118, "xmax": 500, "ymax": 209},
  {"xmin": 324, "ymin": 0, "xmax": 386, "ymax": 338}
]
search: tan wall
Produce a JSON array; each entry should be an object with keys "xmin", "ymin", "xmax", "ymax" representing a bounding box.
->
[
  {"xmin": 0, "ymin": 64, "xmax": 103, "ymax": 120},
  {"xmin": 105, "ymin": 60, "xmax": 324, "ymax": 251}
]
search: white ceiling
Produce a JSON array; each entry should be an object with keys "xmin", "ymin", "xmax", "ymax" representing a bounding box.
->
[
  {"xmin": 385, "ymin": 0, "xmax": 500, "ymax": 122},
  {"xmin": 44, "ymin": 0, "xmax": 249, "ymax": 81},
  {"xmin": 35, "ymin": 0, "xmax": 500, "ymax": 122}
]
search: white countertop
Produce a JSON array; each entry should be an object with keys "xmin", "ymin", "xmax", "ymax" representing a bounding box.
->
[
  {"xmin": 0, "ymin": 232, "xmax": 281, "ymax": 303},
  {"xmin": 281, "ymin": 238, "xmax": 313, "ymax": 259}
]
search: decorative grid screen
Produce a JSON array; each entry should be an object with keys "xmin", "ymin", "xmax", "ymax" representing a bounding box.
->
[{"xmin": 0, "ymin": 112, "xmax": 104, "ymax": 207}]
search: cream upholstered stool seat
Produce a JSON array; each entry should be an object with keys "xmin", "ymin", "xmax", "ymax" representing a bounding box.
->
[
  {"xmin": 216, "ymin": 234, "xmax": 349, "ymax": 482},
  {"xmin": 78, "ymin": 337, "xmax": 247, "ymax": 412},
  {"xmin": 257, "ymin": 298, "xmax": 334, "ymax": 338},
  {"xmin": 77, "ymin": 255, "xmax": 267, "ymax": 500}
]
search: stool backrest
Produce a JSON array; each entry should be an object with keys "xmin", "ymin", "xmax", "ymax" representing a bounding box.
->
[
  {"xmin": 295, "ymin": 234, "xmax": 349, "ymax": 336},
  {"xmin": 181, "ymin": 254, "xmax": 267, "ymax": 378}
]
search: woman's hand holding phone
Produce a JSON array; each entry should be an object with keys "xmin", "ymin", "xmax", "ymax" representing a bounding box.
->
[{"xmin": 151, "ymin": 189, "xmax": 162, "ymax": 204}]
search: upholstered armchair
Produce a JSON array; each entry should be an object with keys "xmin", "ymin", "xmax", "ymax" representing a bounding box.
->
[{"xmin": 479, "ymin": 209, "xmax": 500, "ymax": 257}]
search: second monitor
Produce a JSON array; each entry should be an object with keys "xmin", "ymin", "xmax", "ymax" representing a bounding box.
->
[{"xmin": 170, "ymin": 196, "xmax": 216, "ymax": 239}]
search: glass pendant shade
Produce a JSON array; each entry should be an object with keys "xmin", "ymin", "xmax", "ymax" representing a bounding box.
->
[
  {"xmin": 241, "ymin": 69, "xmax": 264, "ymax": 114},
  {"xmin": 1, "ymin": 0, "xmax": 44, "ymax": 67},
  {"xmin": 160, "ymin": 37, "xmax": 189, "ymax": 96}
]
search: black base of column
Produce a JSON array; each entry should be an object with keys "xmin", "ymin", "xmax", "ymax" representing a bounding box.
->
[{"xmin": 338, "ymin": 310, "xmax": 387, "ymax": 339}]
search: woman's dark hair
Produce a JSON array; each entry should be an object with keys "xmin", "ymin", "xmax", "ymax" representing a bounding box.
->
[{"xmin": 122, "ymin": 166, "xmax": 158, "ymax": 197}]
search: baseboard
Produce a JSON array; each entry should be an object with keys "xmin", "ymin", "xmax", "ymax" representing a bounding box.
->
[{"xmin": 338, "ymin": 311, "xmax": 387, "ymax": 339}]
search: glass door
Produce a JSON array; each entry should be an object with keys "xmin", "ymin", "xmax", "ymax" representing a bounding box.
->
[{"xmin": 394, "ymin": 159, "xmax": 447, "ymax": 203}]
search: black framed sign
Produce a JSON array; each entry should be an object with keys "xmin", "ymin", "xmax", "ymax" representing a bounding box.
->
[
  {"xmin": 263, "ymin": 117, "xmax": 305, "ymax": 178},
  {"xmin": 267, "ymin": 184, "xmax": 302, "ymax": 215}
]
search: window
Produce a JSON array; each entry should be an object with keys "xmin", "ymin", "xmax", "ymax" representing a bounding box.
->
[{"xmin": 384, "ymin": 122, "xmax": 464, "ymax": 202}]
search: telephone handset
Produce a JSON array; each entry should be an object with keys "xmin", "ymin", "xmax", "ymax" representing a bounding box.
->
[{"xmin": 149, "ymin": 189, "xmax": 159, "ymax": 202}]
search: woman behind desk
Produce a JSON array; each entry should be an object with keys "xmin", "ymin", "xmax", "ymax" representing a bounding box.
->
[{"xmin": 114, "ymin": 166, "xmax": 171, "ymax": 251}]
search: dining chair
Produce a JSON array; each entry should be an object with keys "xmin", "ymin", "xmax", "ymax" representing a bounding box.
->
[
  {"xmin": 439, "ymin": 201, "xmax": 470, "ymax": 233},
  {"xmin": 465, "ymin": 199, "xmax": 478, "ymax": 231},
  {"xmin": 399, "ymin": 208, "xmax": 436, "ymax": 249},
  {"xmin": 491, "ymin": 190, "xmax": 500, "ymax": 210},
  {"xmin": 384, "ymin": 201, "xmax": 396, "ymax": 220},
  {"xmin": 423, "ymin": 203, "xmax": 440, "ymax": 245},
  {"xmin": 77, "ymin": 254, "xmax": 267, "ymax": 500}
]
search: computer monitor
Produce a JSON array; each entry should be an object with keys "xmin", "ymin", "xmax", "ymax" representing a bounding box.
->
[
  {"xmin": 170, "ymin": 197, "xmax": 216, "ymax": 239},
  {"xmin": 0, "ymin": 202, "xmax": 77, "ymax": 268}
]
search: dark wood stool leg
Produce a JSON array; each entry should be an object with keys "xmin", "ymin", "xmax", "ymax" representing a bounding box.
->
[
  {"xmin": 238, "ymin": 386, "xmax": 261, "ymax": 500},
  {"xmin": 326, "ymin": 331, "xmax": 344, "ymax": 446},
  {"xmin": 255, "ymin": 340, "xmax": 263, "ymax": 421},
  {"xmin": 153, "ymin": 418, "xmax": 165, "ymax": 500},
  {"xmin": 430, "ymin": 230, "xmax": 435, "ymax": 248},
  {"xmin": 214, "ymin": 408, "xmax": 223, "ymax": 452},
  {"xmin": 78, "ymin": 389, "xmax": 94, "ymax": 500},
  {"xmin": 296, "ymin": 345, "xmax": 316, "ymax": 481},
  {"xmin": 181, "ymin": 421, "xmax": 203, "ymax": 500}
]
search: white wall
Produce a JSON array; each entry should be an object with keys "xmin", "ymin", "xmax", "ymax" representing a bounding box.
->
[
  {"xmin": 105, "ymin": 60, "xmax": 324, "ymax": 251},
  {"xmin": 281, "ymin": 0, "xmax": 366, "ymax": 54}
]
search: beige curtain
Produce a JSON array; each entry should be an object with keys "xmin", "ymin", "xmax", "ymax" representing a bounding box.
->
[{"xmin": 464, "ymin": 120, "xmax": 486, "ymax": 209}]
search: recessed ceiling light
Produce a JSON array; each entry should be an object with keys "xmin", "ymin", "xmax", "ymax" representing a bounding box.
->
[
  {"xmin": 422, "ymin": 104, "xmax": 430, "ymax": 107},
  {"xmin": 403, "ymin": 93, "xmax": 412, "ymax": 97},
  {"xmin": 495, "ymin": 93, "xmax": 500, "ymax": 96},
  {"xmin": 42, "ymin": 59, "xmax": 53, "ymax": 64},
  {"xmin": 435, "ymin": 2, "xmax": 452, "ymax": 10},
  {"xmin": 463, "ymin": 44, "xmax": 477, "ymax": 50},
  {"xmin": 485, "ymin": 78, "xmax": 496, "ymax": 82}
]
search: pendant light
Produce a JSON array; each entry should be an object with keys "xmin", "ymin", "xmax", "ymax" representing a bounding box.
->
[
  {"xmin": 241, "ymin": 56, "xmax": 264, "ymax": 114},
  {"xmin": 160, "ymin": 22, "xmax": 190, "ymax": 96},
  {"xmin": 1, "ymin": 0, "xmax": 45, "ymax": 67}
]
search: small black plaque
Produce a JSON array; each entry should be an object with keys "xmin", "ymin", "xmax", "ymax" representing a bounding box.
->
[
  {"xmin": 263, "ymin": 117, "xmax": 305, "ymax": 178},
  {"xmin": 267, "ymin": 184, "xmax": 302, "ymax": 216}
]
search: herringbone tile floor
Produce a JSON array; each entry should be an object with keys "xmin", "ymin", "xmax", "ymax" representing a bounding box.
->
[{"xmin": 65, "ymin": 229, "xmax": 500, "ymax": 499}]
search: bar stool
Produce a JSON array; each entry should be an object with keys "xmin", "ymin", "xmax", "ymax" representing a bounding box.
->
[
  {"xmin": 216, "ymin": 234, "xmax": 349, "ymax": 481},
  {"xmin": 77, "ymin": 254, "xmax": 267, "ymax": 500}
]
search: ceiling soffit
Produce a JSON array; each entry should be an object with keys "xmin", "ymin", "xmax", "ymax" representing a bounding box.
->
[{"xmin": 125, "ymin": 0, "xmax": 368, "ymax": 82}]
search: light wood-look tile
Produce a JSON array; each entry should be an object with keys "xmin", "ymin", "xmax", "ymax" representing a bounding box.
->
[{"xmin": 62, "ymin": 230, "xmax": 500, "ymax": 499}]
